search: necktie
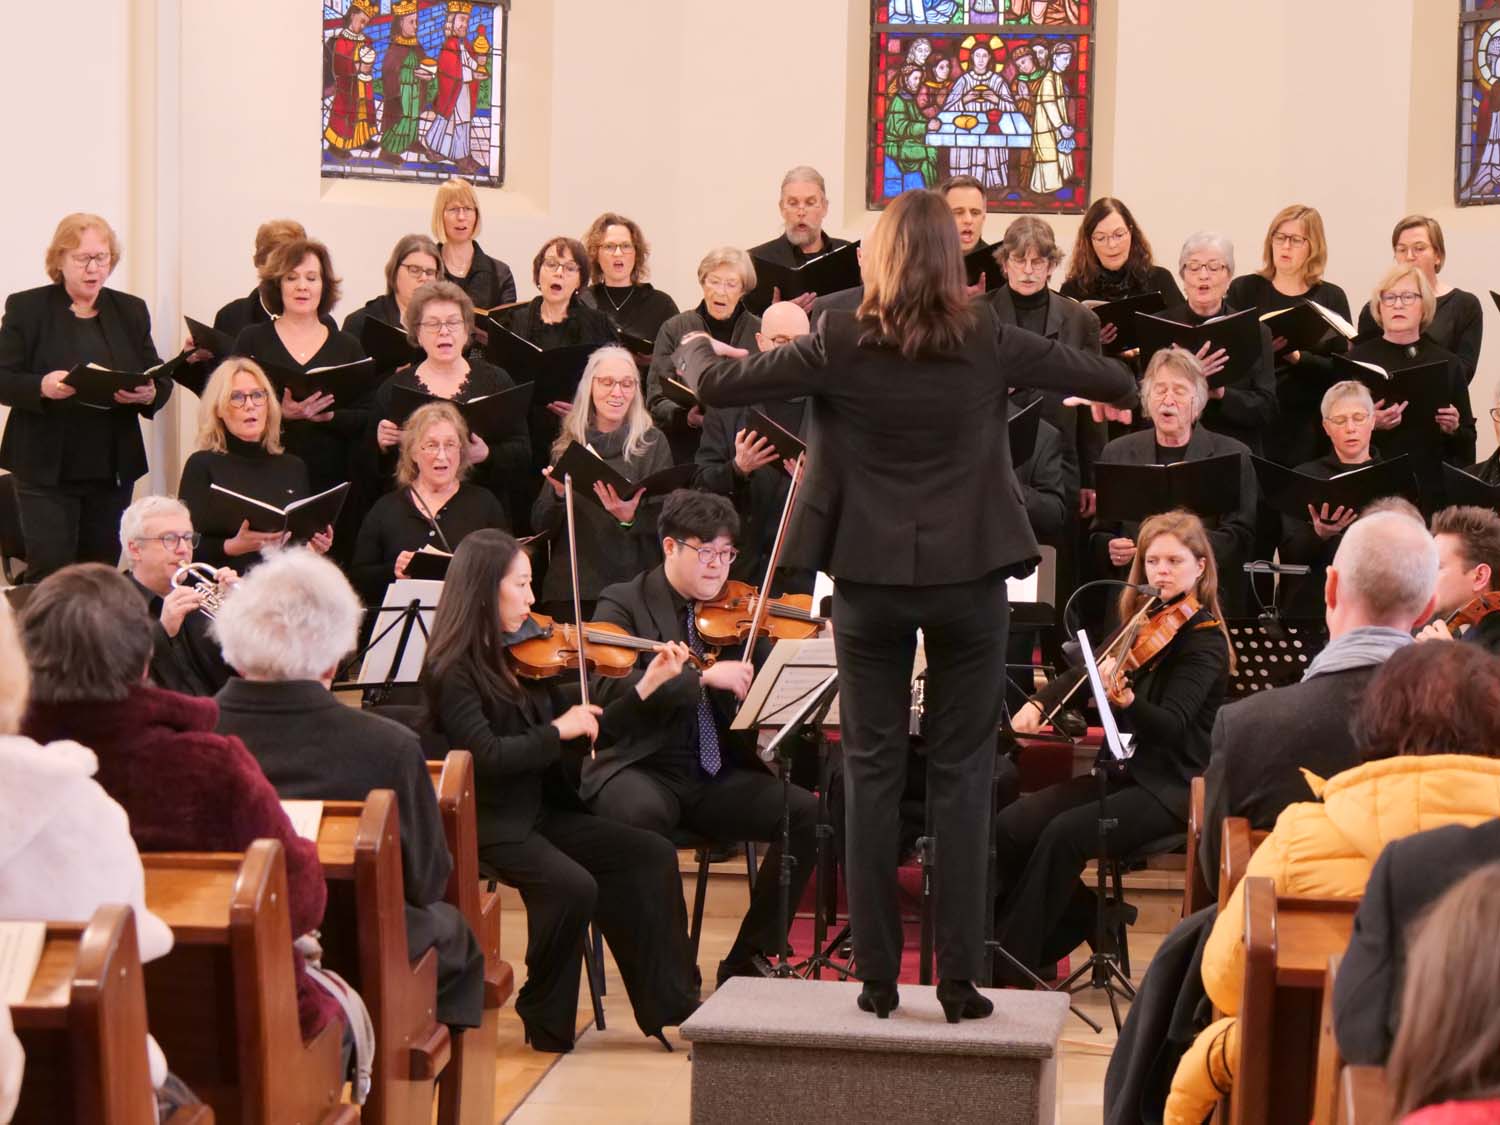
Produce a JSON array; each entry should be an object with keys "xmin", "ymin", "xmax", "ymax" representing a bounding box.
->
[{"xmin": 684, "ymin": 605, "xmax": 723, "ymax": 777}]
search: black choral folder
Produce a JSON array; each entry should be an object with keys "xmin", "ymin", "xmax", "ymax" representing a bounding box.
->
[
  {"xmin": 61, "ymin": 361, "xmax": 179, "ymax": 409},
  {"xmin": 1330, "ymin": 356, "xmax": 1452, "ymax": 442},
  {"xmin": 404, "ymin": 546, "xmax": 453, "ymax": 581},
  {"xmin": 1252, "ymin": 455, "xmax": 1417, "ymax": 519},
  {"xmin": 1133, "ymin": 308, "xmax": 1263, "ymax": 388},
  {"xmin": 746, "ymin": 242, "xmax": 863, "ymax": 314},
  {"xmin": 1441, "ymin": 464, "xmax": 1500, "ymax": 511},
  {"xmin": 1008, "ymin": 397, "xmax": 1042, "ymax": 469},
  {"xmin": 483, "ymin": 323, "xmax": 595, "ymax": 406},
  {"xmin": 1258, "ymin": 300, "xmax": 1357, "ymax": 357},
  {"xmin": 204, "ymin": 481, "xmax": 350, "ymax": 541},
  {"xmin": 744, "ymin": 407, "xmax": 806, "ymax": 463},
  {"xmin": 551, "ymin": 441, "xmax": 697, "ymax": 508},
  {"xmin": 262, "ymin": 357, "xmax": 381, "ymax": 404},
  {"xmin": 385, "ymin": 381, "xmax": 534, "ymax": 444},
  {"xmin": 1085, "ymin": 292, "xmax": 1166, "ymax": 355},
  {"xmin": 963, "ymin": 244, "xmax": 999, "ymax": 291},
  {"xmin": 359, "ymin": 317, "xmax": 422, "ymax": 371},
  {"xmin": 175, "ymin": 316, "xmax": 239, "ymax": 397},
  {"xmin": 1093, "ymin": 453, "xmax": 1245, "ymax": 523}
]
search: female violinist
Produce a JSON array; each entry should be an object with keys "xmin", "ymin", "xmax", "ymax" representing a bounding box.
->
[
  {"xmin": 995, "ymin": 510, "xmax": 1233, "ymax": 984},
  {"xmin": 1414, "ymin": 506, "xmax": 1500, "ymax": 654},
  {"xmin": 420, "ymin": 528, "xmax": 701, "ymax": 1052}
]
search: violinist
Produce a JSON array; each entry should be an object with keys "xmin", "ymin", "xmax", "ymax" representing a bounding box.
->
[
  {"xmin": 420, "ymin": 528, "xmax": 700, "ymax": 1053},
  {"xmin": 997, "ymin": 510, "xmax": 1232, "ymax": 984},
  {"xmin": 1415, "ymin": 506, "xmax": 1500, "ymax": 652},
  {"xmin": 586, "ymin": 489, "xmax": 820, "ymax": 988}
]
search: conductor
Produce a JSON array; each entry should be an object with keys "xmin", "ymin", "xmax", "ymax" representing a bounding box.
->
[{"xmin": 675, "ymin": 188, "xmax": 1133, "ymax": 1022}]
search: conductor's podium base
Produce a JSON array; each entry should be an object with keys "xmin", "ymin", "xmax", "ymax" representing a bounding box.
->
[{"xmin": 680, "ymin": 979, "xmax": 1067, "ymax": 1124}]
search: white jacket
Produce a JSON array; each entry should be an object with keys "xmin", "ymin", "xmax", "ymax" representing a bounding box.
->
[{"xmin": 0, "ymin": 735, "xmax": 174, "ymax": 1089}]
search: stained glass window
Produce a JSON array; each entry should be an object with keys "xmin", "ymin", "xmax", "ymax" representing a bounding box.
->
[
  {"xmin": 321, "ymin": 0, "xmax": 508, "ymax": 187},
  {"xmin": 867, "ymin": 1, "xmax": 1094, "ymax": 213},
  {"xmin": 1458, "ymin": 0, "xmax": 1500, "ymax": 205}
]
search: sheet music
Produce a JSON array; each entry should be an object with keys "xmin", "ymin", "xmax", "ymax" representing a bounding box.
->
[
  {"xmin": 1077, "ymin": 631, "xmax": 1134, "ymax": 762},
  {"xmin": 281, "ymin": 800, "xmax": 324, "ymax": 842},
  {"xmin": 733, "ymin": 636, "xmax": 926, "ymax": 730},
  {"xmin": 357, "ymin": 578, "xmax": 444, "ymax": 685},
  {"xmin": 0, "ymin": 920, "xmax": 46, "ymax": 1004}
]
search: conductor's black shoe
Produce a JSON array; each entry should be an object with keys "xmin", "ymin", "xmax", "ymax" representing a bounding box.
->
[
  {"xmin": 715, "ymin": 952, "xmax": 775, "ymax": 988},
  {"xmin": 937, "ymin": 979, "xmax": 995, "ymax": 1023},
  {"xmin": 857, "ymin": 979, "xmax": 900, "ymax": 1018}
]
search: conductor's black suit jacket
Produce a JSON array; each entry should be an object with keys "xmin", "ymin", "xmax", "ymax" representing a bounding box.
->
[{"xmin": 676, "ymin": 303, "xmax": 1134, "ymax": 586}]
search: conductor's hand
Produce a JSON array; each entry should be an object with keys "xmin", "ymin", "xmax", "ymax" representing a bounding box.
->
[
  {"xmin": 1108, "ymin": 536, "xmax": 1136, "ymax": 567},
  {"xmin": 702, "ymin": 659, "xmax": 754, "ymax": 700},
  {"xmin": 1065, "ymin": 395, "xmax": 1132, "ymax": 425},
  {"xmin": 551, "ymin": 704, "xmax": 603, "ymax": 742},
  {"xmin": 1011, "ymin": 700, "xmax": 1044, "ymax": 735},
  {"xmin": 636, "ymin": 642, "xmax": 692, "ymax": 701}
]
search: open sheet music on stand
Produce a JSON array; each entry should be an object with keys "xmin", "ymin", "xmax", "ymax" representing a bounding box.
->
[
  {"xmin": 732, "ymin": 636, "xmax": 928, "ymax": 736},
  {"xmin": 355, "ymin": 578, "xmax": 444, "ymax": 686}
]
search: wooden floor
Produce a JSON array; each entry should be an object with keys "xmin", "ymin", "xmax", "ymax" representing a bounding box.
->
[{"xmin": 488, "ymin": 869, "xmax": 1167, "ymax": 1124}]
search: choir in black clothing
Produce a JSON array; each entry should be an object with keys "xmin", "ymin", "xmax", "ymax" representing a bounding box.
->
[
  {"xmin": 212, "ymin": 218, "xmax": 309, "ymax": 338},
  {"xmin": 340, "ymin": 233, "xmax": 442, "ymax": 347},
  {"xmin": 578, "ymin": 212, "xmax": 681, "ymax": 349},
  {"xmin": 432, "ymin": 178, "xmax": 517, "ymax": 311}
]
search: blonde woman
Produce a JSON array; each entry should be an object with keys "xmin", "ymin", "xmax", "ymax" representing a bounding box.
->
[
  {"xmin": 351, "ymin": 400, "xmax": 506, "ymax": 606},
  {"xmin": 177, "ymin": 357, "xmax": 331, "ymax": 571},
  {"xmin": 431, "ymin": 177, "xmax": 516, "ymax": 310},
  {"xmin": 533, "ymin": 344, "xmax": 672, "ymax": 619}
]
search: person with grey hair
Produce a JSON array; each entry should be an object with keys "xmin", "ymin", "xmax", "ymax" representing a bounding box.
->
[
  {"xmin": 1092, "ymin": 347, "xmax": 1257, "ymax": 613},
  {"xmin": 212, "ymin": 548, "xmax": 485, "ymax": 1033},
  {"xmin": 1472, "ymin": 380, "xmax": 1500, "ymax": 484},
  {"xmin": 1160, "ymin": 231, "xmax": 1277, "ymax": 457},
  {"xmin": 1277, "ymin": 380, "xmax": 1390, "ymax": 617},
  {"xmin": 119, "ymin": 494, "xmax": 236, "ymax": 697},
  {"xmin": 1198, "ymin": 510, "xmax": 1438, "ymax": 887},
  {"xmin": 747, "ymin": 166, "xmax": 850, "ymax": 312}
]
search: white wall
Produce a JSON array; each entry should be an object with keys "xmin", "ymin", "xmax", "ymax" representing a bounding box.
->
[{"xmin": 9, "ymin": 0, "xmax": 1499, "ymax": 486}]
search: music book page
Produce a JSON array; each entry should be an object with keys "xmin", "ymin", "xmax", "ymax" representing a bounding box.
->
[
  {"xmin": 281, "ymin": 800, "xmax": 324, "ymax": 842},
  {"xmin": 0, "ymin": 920, "xmax": 46, "ymax": 1004}
]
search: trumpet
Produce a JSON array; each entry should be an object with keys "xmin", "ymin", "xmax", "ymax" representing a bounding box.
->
[{"xmin": 171, "ymin": 563, "xmax": 227, "ymax": 619}]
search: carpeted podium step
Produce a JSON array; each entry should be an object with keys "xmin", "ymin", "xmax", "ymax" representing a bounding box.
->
[{"xmin": 681, "ymin": 978, "xmax": 1068, "ymax": 1124}]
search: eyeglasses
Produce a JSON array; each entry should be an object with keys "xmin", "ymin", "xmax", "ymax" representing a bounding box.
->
[
  {"xmin": 1090, "ymin": 230, "xmax": 1129, "ymax": 247},
  {"xmin": 402, "ymin": 263, "xmax": 439, "ymax": 280},
  {"xmin": 593, "ymin": 376, "xmax": 638, "ymax": 391},
  {"xmin": 1183, "ymin": 261, "xmax": 1227, "ymax": 276},
  {"xmin": 228, "ymin": 389, "xmax": 268, "ymax": 407},
  {"xmin": 1271, "ymin": 233, "xmax": 1309, "ymax": 248},
  {"xmin": 1325, "ymin": 412, "xmax": 1370, "ymax": 428},
  {"xmin": 419, "ymin": 441, "xmax": 462, "ymax": 456},
  {"xmin": 671, "ymin": 537, "xmax": 738, "ymax": 566},
  {"xmin": 444, "ymin": 205, "xmax": 476, "ymax": 217},
  {"xmin": 70, "ymin": 252, "xmax": 111, "ymax": 268},
  {"xmin": 767, "ymin": 335, "xmax": 796, "ymax": 347},
  {"xmin": 420, "ymin": 317, "xmax": 466, "ymax": 335},
  {"xmin": 1006, "ymin": 255, "xmax": 1050, "ymax": 272},
  {"xmin": 139, "ymin": 531, "xmax": 201, "ymax": 550},
  {"xmin": 600, "ymin": 242, "xmax": 634, "ymax": 255},
  {"xmin": 1379, "ymin": 292, "xmax": 1421, "ymax": 307},
  {"xmin": 703, "ymin": 275, "xmax": 743, "ymax": 293},
  {"xmin": 541, "ymin": 258, "xmax": 580, "ymax": 274}
]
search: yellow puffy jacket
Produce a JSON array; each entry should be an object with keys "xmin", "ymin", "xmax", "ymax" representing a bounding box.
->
[{"xmin": 1164, "ymin": 754, "xmax": 1500, "ymax": 1125}]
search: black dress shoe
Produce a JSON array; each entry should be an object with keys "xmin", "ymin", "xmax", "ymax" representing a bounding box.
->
[
  {"xmin": 522, "ymin": 1023, "xmax": 575, "ymax": 1053},
  {"xmin": 856, "ymin": 979, "xmax": 900, "ymax": 1019},
  {"xmin": 715, "ymin": 952, "xmax": 774, "ymax": 988},
  {"xmin": 937, "ymin": 979, "xmax": 994, "ymax": 1023}
]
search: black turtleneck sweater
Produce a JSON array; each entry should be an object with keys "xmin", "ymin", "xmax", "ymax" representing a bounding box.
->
[
  {"xmin": 1008, "ymin": 285, "xmax": 1050, "ymax": 337},
  {"xmin": 697, "ymin": 300, "xmax": 747, "ymax": 344},
  {"xmin": 177, "ymin": 434, "xmax": 312, "ymax": 571}
]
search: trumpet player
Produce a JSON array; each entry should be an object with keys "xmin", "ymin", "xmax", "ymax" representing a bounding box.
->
[{"xmin": 120, "ymin": 496, "xmax": 236, "ymax": 696}]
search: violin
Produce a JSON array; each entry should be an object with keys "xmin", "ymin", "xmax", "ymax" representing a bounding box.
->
[
  {"xmin": 1105, "ymin": 593, "xmax": 1202, "ymax": 702},
  {"xmin": 1443, "ymin": 591, "xmax": 1500, "ymax": 631},
  {"xmin": 506, "ymin": 612, "xmax": 709, "ymax": 681},
  {"xmin": 694, "ymin": 580, "xmax": 826, "ymax": 649}
]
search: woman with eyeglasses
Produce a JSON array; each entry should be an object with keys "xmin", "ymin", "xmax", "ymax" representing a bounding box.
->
[
  {"xmin": 578, "ymin": 212, "xmax": 680, "ymax": 352},
  {"xmin": 342, "ymin": 233, "xmax": 444, "ymax": 346},
  {"xmin": 1470, "ymin": 393, "xmax": 1500, "ymax": 485},
  {"xmin": 533, "ymin": 345, "xmax": 673, "ymax": 622},
  {"xmin": 1226, "ymin": 205, "xmax": 1353, "ymax": 468},
  {"xmin": 1346, "ymin": 263, "xmax": 1474, "ymax": 482},
  {"xmin": 1356, "ymin": 215, "xmax": 1483, "ymax": 384},
  {"xmin": 364, "ymin": 281, "xmax": 529, "ymax": 507},
  {"xmin": 0, "ymin": 213, "xmax": 173, "ymax": 581},
  {"xmin": 177, "ymin": 358, "xmax": 332, "ymax": 573},
  {"xmin": 352, "ymin": 400, "xmax": 506, "ymax": 607},
  {"xmin": 646, "ymin": 247, "xmax": 762, "ymax": 464},
  {"xmin": 432, "ymin": 177, "xmax": 516, "ymax": 311},
  {"xmin": 1059, "ymin": 196, "xmax": 1183, "ymax": 310}
]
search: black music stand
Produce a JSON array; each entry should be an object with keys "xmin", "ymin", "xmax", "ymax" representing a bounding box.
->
[
  {"xmin": 334, "ymin": 581, "xmax": 441, "ymax": 706},
  {"xmin": 1223, "ymin": 617, "xmax": 1329, "ymax": 700}
]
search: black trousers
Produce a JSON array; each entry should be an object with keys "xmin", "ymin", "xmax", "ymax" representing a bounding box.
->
[
  {"xmin": 479, "ymin": 807, "xmax": 698, "ymax": 1045},
  {"xmin": 590, "ymin": 762, "xmax": 819, "ymax": 970},
  {"xmin": 15, "ymin": 479, "xmax": 133, "ymax": 581},
  {"xmin": 993, "ymin": 771, "xmax": 1181, "ymax": 974},
  {"xmin": 833, "ymin": 570, "xmax": 1009, "ymax": 981}
]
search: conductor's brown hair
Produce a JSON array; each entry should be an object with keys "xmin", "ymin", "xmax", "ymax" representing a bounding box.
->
[{"xmin": 856, "ymin": 188, "xmax": 975, "ymax": 360}]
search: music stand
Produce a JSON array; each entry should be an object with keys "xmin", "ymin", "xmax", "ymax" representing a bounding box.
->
[
  {"xmin": 1224, "ymin": 617, "xmax": 1329, "ymax": 700},
  {"xmin": 335, "ymin": 578, "xmax": 443, "ymax": 705}
]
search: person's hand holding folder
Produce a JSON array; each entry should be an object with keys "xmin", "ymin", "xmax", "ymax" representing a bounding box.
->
[
  {"xmin": 281, "ymin": 386, "xmax": 336, "ymax": 424},
  {"xmin": 226, "ymin": 519, "xmax": 290, "ymax": 557},
  {"xmin": 1307, "ymin": 503, "xmax": 1356, "ymax": 540},
  {"xmin": 40, "ymin": 369, "xmax": 76, "ymax": 401},
  {"xmin": 594, "ymin": 480, "xmax": 644, "ymax": 523},
  {"xmin": 734, "ymin": 429, "xmax": 780, "ymax": 476},
  {"xmin": 113, "ymin": 382, "xmax": 157, "ymax": 406}
]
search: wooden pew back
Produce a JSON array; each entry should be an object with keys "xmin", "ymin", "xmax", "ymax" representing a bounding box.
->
[
  {"xmin": 1219, "ymin": 817, "xmax": 1270, "ymax": 909},
  {"xmin": 1184, "ymin": 775, "xmax": 1214, "ymax": 917},
  {"xmin": 142, "ymin": 841, "xmax": 351, "ymax": 1125},
  {"xmin": 10, "ymin": 905, "xmax": 161, "ymax": 1124}
]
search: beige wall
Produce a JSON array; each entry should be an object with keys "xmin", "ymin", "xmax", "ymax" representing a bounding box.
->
[{"xmin": 8, "ymin": 0, "xmax": 1499, "ymax": 491}]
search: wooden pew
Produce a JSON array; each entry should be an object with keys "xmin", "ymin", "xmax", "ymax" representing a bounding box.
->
[
  {"xmin": 1184, "ymin": 775, "xmax": 1215, "ymax": 917},
  {"xmin": 1218, "ymin": 817, "xmax": 1270, "ymax": 909},
  {"xmin": 428, "ymin": 751, "xmax": 512, "ymax": 1125},
  {"xmin": 1229, "ymin": 876, "xmax": 1357, "ymax": 1125},
  {"xmin": 1313, "ymin": 954, "xmax": 1393, "ymax": 1125},
  {"xmin": 316, "ymin": 792, "xmax": 451, "ymax": 1125},
  {"xmin": 9, "ymin": 905, "xmax": 210, "ymax": 1124},
  {"xmin": 143, "ymin": 841, "xmax": 353, "ymax": 1125},
  {"xmin": 1338, "ymin": 1067, "xmax": 1389, "ymax": 1125}
]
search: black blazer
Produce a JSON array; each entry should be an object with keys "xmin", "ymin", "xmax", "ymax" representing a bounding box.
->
[
  {"xmin": 679, "ymin": 303, "xmax": 1134, "ymax": 586},
  {"xmin": 1198, "ymin": 663, "xmax": 1379, "ymax": 888},
  {"xmin": 988, "ymin": 287, "xmax": 1104, "ymax": 489},
  {"xmin": 1033, "ymin": 606, "xmax": 1230, "ymax": 818},
  {"xmin": 0, "ymin": 284, "xmax": 170, "ymax": 485},
  {"xmin": 646, "ymin": 307, "xmax": 762, "ymax": 437},
  {"xmin": 1014, "ymin": 409, "xmax": 1070, "ymax": 546},
  {"xmin": 438, "ymin": 240, "xmax": 517, "ymax": 311},
  {"xmin": 585, "ymin": 565, "xmax": 771, "ymax": 801},
  {"xmin": 1334, "ymin": 818, "xmax": 1500, "ymax": 1065}
]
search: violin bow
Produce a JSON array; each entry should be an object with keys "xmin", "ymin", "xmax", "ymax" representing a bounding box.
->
[
  {"xmin": 562, "ymin": 473, "xmax": 595, "ymax": 757},
  {"xmin": 739, "ymin": 452, "xmax": 805, "ymax": 662}
]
